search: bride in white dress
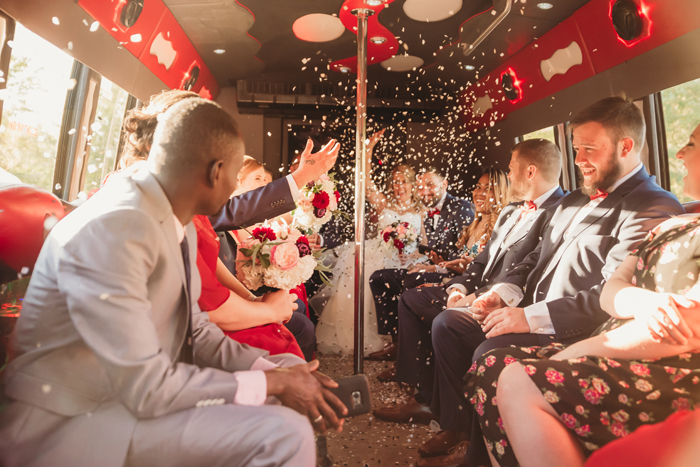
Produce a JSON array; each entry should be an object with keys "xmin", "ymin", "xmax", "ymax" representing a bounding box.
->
[{"xmin": 312, "ymin": 150, "xmax": 426, "ymax": 355}]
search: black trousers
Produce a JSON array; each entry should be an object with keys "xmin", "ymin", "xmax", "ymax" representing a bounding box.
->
[
  {"xmin": 284, "ymin": 298, "xmax": 316, "ymax": 362},
  {"xmin": 395, "ymin": 286, "xmax": 449, "ymax": 401}
]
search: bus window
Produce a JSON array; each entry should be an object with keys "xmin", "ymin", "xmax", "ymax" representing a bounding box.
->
[
  {"xmin": 661, "ymin": 77, "xmax": 700, "ymax": 203},
  {"xmin": 83, "ymin": 77, "xmax": 129, "ymax": 192},
  {"xmin": 0, "ymin": 23, "xmax": 74, "ymax": 190},
  {"xmin": 522, "ymin": 127, "xmax": 556, "ymax": 144}
]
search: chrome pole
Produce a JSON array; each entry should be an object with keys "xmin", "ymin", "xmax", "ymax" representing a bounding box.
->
[{"xmin": 352, "ymin": 7, "xmax": 373, "ymax": 375}]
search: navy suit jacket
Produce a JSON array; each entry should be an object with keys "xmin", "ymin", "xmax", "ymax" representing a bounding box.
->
[
  {"xmin": 497, "ymin": 167, "xmax": 683, "ymax": 342},
  {"xmin": 425, "ymin": 193, "xmax": 475, "ymax": 260},
  {"xmin": 448, "ymin": 186, "xmax": 566, "ymax": 294},
  {"xmin": 209, "ymin": 177, "xmax": 296, "ymax": 231}
]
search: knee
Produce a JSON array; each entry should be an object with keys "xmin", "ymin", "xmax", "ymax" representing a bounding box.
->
[
  {"xmin": 270, "ymin": 408, "xmax": 316, "ymax": 463},
  {"xmin": 432, "ymin": 308, "xmax": 459, "ymax": 340},
  {"xmin": 495, "ymin": 362, "xmax": 525, "ymax": 411}
]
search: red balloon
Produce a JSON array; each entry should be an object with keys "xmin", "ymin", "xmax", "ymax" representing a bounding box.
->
[{"xmin": 0, "ymin": 185, "xmax": 65, "ymax": 275}]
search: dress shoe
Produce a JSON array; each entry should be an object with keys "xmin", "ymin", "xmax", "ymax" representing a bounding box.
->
[
  {"xmin": 373, "ymin": 397, "xmax": 437, "ymax": 425},
  {"xmin": 414, "ymin": 441, "xmax": 469, "ymax": 467},
  {"xmin": 376, "ymin": 365, "xmax": 397, "ymax": 382},
  {"xmin": 366, "ymin": 343, "xmax": 397, "ymax": 361},
  {"xmin": 418, "ymin": 430, "xmax": 468, "ymax": 457}
]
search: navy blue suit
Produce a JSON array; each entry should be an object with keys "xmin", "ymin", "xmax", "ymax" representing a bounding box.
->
[{"xmin": 369, "ymin": 194, "xmax": 474, "ymax": 336}]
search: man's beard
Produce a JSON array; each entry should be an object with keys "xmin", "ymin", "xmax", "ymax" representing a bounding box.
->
[
  {"xmin": 508, "ymin": 180, "xmax": 527, "ymax": 202},
  {"xmin": 423, "ymin": 190, "xmax": 442, "ymax": 208},
  {"xmin": 580, "ymin": 150, "xmax": 623, "ymax": 196}
]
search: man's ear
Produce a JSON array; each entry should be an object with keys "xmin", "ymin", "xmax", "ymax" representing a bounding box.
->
[
  {"xmin": 207, "ymin": 160, "xmax": 224, "ymax": 189},
  {"xmin": 442, "ymin": 178, "xmax": 448, "ymax": 190},
  {"xmin": 527, "ymin": 165, "xmax": 537, "ymax": 180},
  {"xmin": 619, "ymin": 137, "xmax": 635, "ymax": 158}
]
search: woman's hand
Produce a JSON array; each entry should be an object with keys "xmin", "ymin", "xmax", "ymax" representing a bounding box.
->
[
  {"xmin": 428, "ymin": 250, "xmax": 445, "ymax": 265},
  {"xmin": 409, "ymin": 263, "xmax": 436, "ymax": 274},
  {"xmin": 262, "ymin": 290, "xmax": 297, "ymax": 323},
  {"xmin": 633, "ymin": 293, "xmax": 695, "ymax": 345}
]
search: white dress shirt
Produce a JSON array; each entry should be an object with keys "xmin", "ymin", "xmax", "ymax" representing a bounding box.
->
[{"xmin": 492, "ymin": 163, "xmax": 644, "ymax": 334}]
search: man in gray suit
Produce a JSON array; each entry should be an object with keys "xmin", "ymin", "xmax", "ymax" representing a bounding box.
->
[{"xmin": 0, "ymin": 99, "xmax": 345, "ymax": 467}]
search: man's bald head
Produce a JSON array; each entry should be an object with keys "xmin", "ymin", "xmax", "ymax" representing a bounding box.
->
[{"xmin": 149, "ymin": 98, "xmax": 244, "ymax": 180}]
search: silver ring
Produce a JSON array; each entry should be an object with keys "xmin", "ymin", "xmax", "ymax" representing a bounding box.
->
[{"xmin": 313, "ymin": 415, "xmax": 323, "ymax": 424}]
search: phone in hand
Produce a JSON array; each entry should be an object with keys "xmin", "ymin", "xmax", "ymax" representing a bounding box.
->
[
  {"xmin": 328, "ymin": 375, "xmax": 372, "ymax": 418},
  {"xmin": 418, "ymin": 245, "xmax": 447, "ymax": 263}
]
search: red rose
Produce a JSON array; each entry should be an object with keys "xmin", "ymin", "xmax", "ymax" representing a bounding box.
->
[
  {"xmin": 334, "ymin": 190, "xmax": 340, "ymax": 202},
  {"xmin": 560, "ymin": 413, "xmax": 577, "ymax": 429},
  {"xmin": 314, "ymin": 207, "xmax": 327, "ymax": 218},
  {"xmin": 393, "ymin": 238, "xmax": 405, "ymax": 253},
  {"xmin": 252, "ymin": 226, "xmax": 276, "ymax": 242},
  {"xmin": 297, "ymin": 235, "xmax": 310, "ymax": 245},
  {"xmin": 312, "ymin": 191, "xmax": 330, "ymax": 209},
  {"xmin": 383, "ymin": 231, "xmax": 392, "ymax": 242},
  {"xmin": 296, "ymin": 237, "xmax": 311, "ymax": 257}
]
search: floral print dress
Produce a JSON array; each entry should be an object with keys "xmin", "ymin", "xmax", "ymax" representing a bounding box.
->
[{"xmin": 464, "ymin": 215, "xmax": 700, "ymax": 466}]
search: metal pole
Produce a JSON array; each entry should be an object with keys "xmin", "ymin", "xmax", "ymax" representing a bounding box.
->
[{"xmin": 352, "ymin": 7, "xmax": 373, "ymax": 375}]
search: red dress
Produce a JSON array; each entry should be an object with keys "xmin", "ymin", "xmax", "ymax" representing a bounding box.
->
[{"xmin": 193, "ymin": 215, "xmax": 303, "ymax": 358}]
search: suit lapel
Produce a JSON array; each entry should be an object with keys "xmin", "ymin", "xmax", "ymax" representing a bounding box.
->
[{"xmin": 482, "ymin": 204, "xmax": 521, "ymax": 278}]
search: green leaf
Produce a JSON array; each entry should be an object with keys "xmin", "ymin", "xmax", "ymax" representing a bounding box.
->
[{"xmin": 260, "ymin": 253, "xmax": 271, "ymax": 269}]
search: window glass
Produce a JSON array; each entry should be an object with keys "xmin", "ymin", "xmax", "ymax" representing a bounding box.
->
[
  {"xmin": 522, "ymin": 127, "xmax": 556, "ymax": 144},
  {"xmin": 0, "ymin": 23, "xmax": 74, "ymax": 190},
  {"xmin": 662, "ymin": 77, "xmax": 700, "ymax": 203},
  {"xmin": 83, "ymin": 77, "xmax": 129, "ymax": 192}
]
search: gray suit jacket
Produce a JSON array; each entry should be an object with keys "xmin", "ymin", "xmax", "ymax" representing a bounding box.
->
[{"xmin": 0, "ymin": 169, "xmax": 270, "ymax": 467}]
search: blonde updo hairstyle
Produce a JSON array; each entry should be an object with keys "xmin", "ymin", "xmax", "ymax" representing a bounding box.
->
[
  {"xmin": 457, "ymin": 168, "xmax": 510, "ymax": 249},
  {"xmin": 237, "ymin": 156, "xmax": 264, "ymax": 189},
  {"xmin": 387, "ymin": 163, "xmax": 420, "ymax": 208},
  {"xmin": 119, "ymin": 90, "xmax": 201, "ymax": 169}
]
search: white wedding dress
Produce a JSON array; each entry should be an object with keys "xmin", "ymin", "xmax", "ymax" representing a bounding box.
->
[{"xmin": 312, "ymin": 208, "xmax": 423, "ymax": 356}]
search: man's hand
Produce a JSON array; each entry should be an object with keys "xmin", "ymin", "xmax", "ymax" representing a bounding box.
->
[
  {"xmin": 292, "ymin": 139, "xmax": 340, "ymax": 189},
  {"xmin": 265, "ymin": 360, "xmax": 347, "ymax": 433},
  {"xmin": 447, "ymin": 290, "xmax": 466, "ymax": 308},
  {"xmin": 481, "ymin": 307, "xmax": 531, "ymax": 338},
  {"xmin": 633, "ymin": 293, "xmax": 695, "ymax": 345},
  {"xmin": 261, "ymin": 290, "xmax": 296, "ymax": 323},
  {"xmin": 409, "ymin": 263, "xmax": 436, "ymax": 274},
  {"xmin": 428, "ymin": 251, "xmax": 445, "ymax": 265},
  {"xmin": 307, "ymin": 233, "xmax": 323, "ymax": 251},
  {"xmin": 471, "ymin": 292, "xmax": 506, "ymax": 322}
]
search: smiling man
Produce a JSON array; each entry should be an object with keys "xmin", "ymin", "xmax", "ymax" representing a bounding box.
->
[{"xmin": 416, "ymin": 96, "xmax": 685, "ymax": 467}]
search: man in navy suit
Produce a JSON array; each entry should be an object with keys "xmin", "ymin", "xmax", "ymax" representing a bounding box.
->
[
  {"xmin": 374, "ymin": 140, "xmax": 565, "ymax": 443},
  {"xmin": 417, "ymin": 97, "xmax": 685, "ymax": 467},
  {"xmin": 367, "ymin": 169, "xmax": 474, "ymax": 360}
]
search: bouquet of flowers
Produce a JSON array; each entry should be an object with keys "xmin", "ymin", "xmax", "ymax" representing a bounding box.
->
[
  {"xmin": 380, "ymin": 221, "xmax": 419, "ymax": 256},
  {"xmin": 236, "ymin": 221, "xmax": 329, "ymax": 290},
  {"xmin": 292, "ymin": 173, "xmax": 343, "ymax": 233}
]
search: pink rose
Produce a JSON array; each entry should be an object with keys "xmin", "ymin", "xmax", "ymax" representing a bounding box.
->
[
  {"xmin": 607, "ymin": 359, "xmax": 621, "ymax": 368},
  {"xmin": 575, "ymin": 425, "xmax": 591, "ymax": 437},
  {"xmin": 396, "ymin": 224, "xmax": 407, "ymax": 235},
  {"xmin": 504, "ymin": 357, "xmax": 517, "ymax": 365},
  {"xmin": 591, "ymin": 378, "xmax": 610, "ymax": 395},
  {"xmin": 672, "ymin": 397, "xmax": 691, "ymax": 411},
  {"xmin": 584, "ymin": 388, "xmax": 601, "ymax": 404},
  {"xmin": 639, "ymin": 412, "xmax": 650, "ymax": 422},
  {"xmin": 560, "ymin": 413, "xmax": 577, "ymax": 429},
  {"xmin": 610, "ymin": 422, "xmax": 628, "ymax": 438},
  {"xmin": 468, "ymin": 362, "xmax": 477, "ymax": 373},
  {"xmin": 545, "ymin": 369, "xmax": 565, "ymax": 385},
  {"xmin": 630, "ymin": 364, "xmax": 650, "ymax": 377},
  {"xmin": 576, "ymin": 405, "xmax": 585, "ymax": 415},
  {"xmin": 270, "ymin": 242, "xmax": 300, "ymax": 270},
  {"xmin": 524, "ymin": 365, "xmax": 537, "ymax": 376},
  {"xmin": 475, "ymin": 402, "xmax": 484, "ymax": 416},
  {"xmin": 485, "ymin": 355, "xmax": 497, "ymax": 367}
]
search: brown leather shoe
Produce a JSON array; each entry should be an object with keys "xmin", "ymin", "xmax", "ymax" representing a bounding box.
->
[
  {"xmin": 418, "ymin": 430, "xmax": 468, "ymax": 457},
  {"xmin": 366, "ymin": 343, "xmax": 397, "ymax": 361},
  {"xmin": 414, "ymin": 441, "xmax": 469, "ymax": 467},
  {"xmin": 373, "ymin": 397, "xmax": 437, "ymax": 425},
  {"xmin": 376, "ymin": 365, "xmax": 397, "ymax": 382}
]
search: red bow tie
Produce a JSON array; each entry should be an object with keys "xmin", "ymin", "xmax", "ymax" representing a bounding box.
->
[
  {"xmin": 589, "ymin": 189, "xmax": 609, "ymax": 201},
  {"xmin": 427, "ymin": 208, "xmax": 440, "ymax": 218},
  {"xmin": 519, "ymin": 201, "xmax": 536, "ymax": 214}
]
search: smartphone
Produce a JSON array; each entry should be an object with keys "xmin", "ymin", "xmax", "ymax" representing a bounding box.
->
[{"xmin": 328, "ymin": 374, "xmax": 372, "ymax": 418}]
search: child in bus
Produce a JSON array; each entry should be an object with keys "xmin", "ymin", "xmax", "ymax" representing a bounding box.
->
[{"xmin": 463, "ymin": 122, "xmax": 700, "ymax": 467}]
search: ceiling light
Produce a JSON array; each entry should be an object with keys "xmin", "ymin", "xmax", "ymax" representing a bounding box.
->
[
  {"xmin": 464, "ymin": 64, "xmax": 475, "ymax": 70},
  {"xmin": 365, "ymin": 0, "xmax": 385, "ymax": 6},
  {"xmin": 214, "ymin": 49, "xmax": 226, "ymax": 54},
  {"xmin": 370, "ymin": 36, "xmax": 387, "ymax": 44},
  {"xmin": 339, "ymin": 66, "xmax": 352, "ymax": 73},
  {"xmin": 536, "ymin": 3, "xmax": 554, "ymax": 9}
]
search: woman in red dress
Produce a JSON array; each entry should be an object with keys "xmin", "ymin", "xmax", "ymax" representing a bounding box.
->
[{"xmin": 194, "ymin": 214, "xmax": 304, "ymax": 358}]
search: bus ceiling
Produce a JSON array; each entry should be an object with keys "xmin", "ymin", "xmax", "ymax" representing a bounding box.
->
[{"xmin": 1, "ymin": 0, "xmax": 700, "ymax": 131}]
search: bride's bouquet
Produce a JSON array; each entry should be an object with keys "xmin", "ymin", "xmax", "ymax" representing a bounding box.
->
[
  {"xmin": 236, "ymin": 220, "xmax": 328, "ymax": 290},
  {"xmin": 292, "ymin": 173, "xmax": 343, "ymax": 233},
  {"xmin": 380, "ymin": 221, "xmax": 419, "ymax": 256}
]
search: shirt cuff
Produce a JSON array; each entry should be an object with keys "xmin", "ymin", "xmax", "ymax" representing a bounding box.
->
[
  {"xmin": 232, "ymin": 370, "xmax": 268, "ymax": 406},
  {"xmin": 523, "ymin": 302, "xmax": 555, "ymax": 334},
  {"xmin": 435, "ymin": 265, "xmax": 448, "ymax": 274},
  {"xmin": 447, "ymin": 284, "xmax": 467, "ymax": 295},
  {"xmin": 489, "ymin": 283, "xmax": 523, "ymax": 307},
  {"xmin": 285, "ymin": 174, "xmax": 302, "ymax": 202}
]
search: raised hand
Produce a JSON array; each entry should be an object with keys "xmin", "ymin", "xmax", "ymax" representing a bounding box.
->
[
  {"xmin": 266, "ymin": 360, "xmax": 347, "ymax": 433},
  {"xmin": 292, "ymin": 139, "xmax": 340, "ymax": 189}
]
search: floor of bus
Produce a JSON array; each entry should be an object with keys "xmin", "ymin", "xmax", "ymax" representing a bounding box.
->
[{"xmin": 318, "ymin": 354, "xmax": 436, "ymax": 467}]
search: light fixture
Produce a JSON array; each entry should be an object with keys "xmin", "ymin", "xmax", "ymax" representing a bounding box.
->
[
  {"xmin": 364, "ymin": 0, "xmax": 385, "ymax": 6},
  {"xmin": 370, "ymin": 36, "xmax": 387, "ymax": 44},
  {"xmin": 339, "ymin": 66, "xmax": 352, "ymax": 73},
  {"xmin": 214, "ymin": 49, "xmax": 226, "ymax": 54},
  {"xmin": 536, "ymin": 3, "xmax": 554, "ymax": 9},
  {"xmin": 611, "ymin": 0, "xmax": 643, "ymax": 42},
  {"xmin": 464, "ymin": 64, "xmax": 475, "ymax": 70}
]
